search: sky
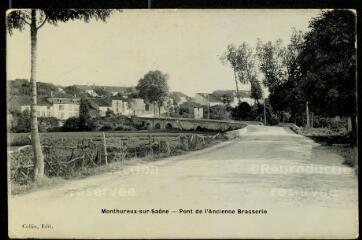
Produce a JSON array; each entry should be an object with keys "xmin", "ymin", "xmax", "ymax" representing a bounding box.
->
[{"xmin": 7, "ymin": 9, "xmax": 322, "ymax": 96}]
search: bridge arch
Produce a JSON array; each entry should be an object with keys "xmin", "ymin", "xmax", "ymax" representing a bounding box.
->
[
  {"xmin": 165, "ymin": 123, "xmax": 173, "ymax": 129},
  {"xmin": 154, "ymin": 123, "xmax": 161, "ymax": 129}
]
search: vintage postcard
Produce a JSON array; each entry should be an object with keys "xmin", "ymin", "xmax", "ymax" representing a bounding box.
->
[{"xmin": 7, "ymin": 9, "xmax": 358, "ymax": 238}]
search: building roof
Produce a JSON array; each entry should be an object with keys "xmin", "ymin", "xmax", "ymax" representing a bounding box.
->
[
  {"xmin": 38, "ymin": 98, "xmax": 53, "ymax": 106},
  {"xmin": 89, "ymin": 98, "xmax": 112, "ymax": 107},
  {"xmin": 52, "ymin": 91, "xmax": 77, "ymax": 98}
]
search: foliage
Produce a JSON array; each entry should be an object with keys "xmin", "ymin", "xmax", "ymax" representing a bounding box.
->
[
  {"xmin": 136, "ymin": 70, "xmax": 170, "ymax": 109},
  {"xmin": 38, "ymin": 117, "xmax": 59, "ymax": 132},
  {"xmin": 37, "ymin": 82, "xmax": 59, "ymax": 97},
  {"xmin": 7, "ymin": 9, "xmax": 113, "ymax": 34},
  {"xmin": 7, "ymin": 79, "xmax": 31, "ymax": 96},
  {"xmin": 231, "ymin": 102, "xmax": 253, "ymax": 120},
  {"xmin": 94, "ymin": 87, "xmax": 111, "ymax": 97},
  {"xmin": 220, "ymin": 43, "xmax": 256, "ymax": 84},
  {"xmin": 250, "ymin": 77, "xmax": 263, "ymax": 104},
  {"xmin": 105, "ymin": 109, "xmax": 115, "ymax": 117},
  {"xmin": 11, "ymin": 109, "xmax": 31, "ymax": 133},
  {"xmin": 63, "ymin": 85, "xmax": 85, "ymax": 97},
  {"xmin": 62, "ymin": 117, "xmax": 80, "ymax": 131},
  {"xmin": 208, "ymin": 105, "xmax": 230, "ymax": 120},
  {"xmin": 256, "ymin": 38, "xmax": 287, "ymax": 91},
  {"xmin": 99, "ymin": 124, "xmax": 113, "ymax": 131},
  {"xmin": 8, "ymin": 79, "xmax": 59, "ymax": 98},
  {"xmin": 79, "ymin": 98, "xmax": 98, "ymax": 131},
  {"xmin": 174, "ymin": 101, "xmax": 203, "ymax": 118},
  {"xmin": 297, "ymin": 10, "xmax": 356, "ymax": 117}
]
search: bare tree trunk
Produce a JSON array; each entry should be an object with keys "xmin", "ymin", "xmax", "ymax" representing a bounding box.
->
[
  {"xmin": 30, "ymin": 10, "xmax": 45, "ymax": 181},
  {"xmin": 233, "ymin": 70, "xmax": 240, "ymax": 104}
]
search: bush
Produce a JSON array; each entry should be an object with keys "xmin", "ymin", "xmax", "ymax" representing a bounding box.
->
[
  {"xmin": 38, "ymin": 117, "xmax": 59, "ymax": 132},
  {"xmin": 115, "ymin": 125, "xmax": 134, "ymax": 131},
  {"xmin": 208, "ymin": 105, "xmax": 230, "ymax": 120},
  {"xmin": 62, "ymin": 117, "xmax": 80, "ymax": 131},
  {"xmin": 11, "ymin": 109, "xmax": 31, "ymax": 133},
  {"xmin": 99, "ymin": 124, "xmax": 113, "ymax": 131},
  {"xmin": 231, "ymin": 102, "xmax": 253, "ymax": 120}
]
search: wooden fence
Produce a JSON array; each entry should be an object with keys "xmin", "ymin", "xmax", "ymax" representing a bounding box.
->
[{"xmin": 9, "ymin": 132, "xmax": 224, "ymax": 184}]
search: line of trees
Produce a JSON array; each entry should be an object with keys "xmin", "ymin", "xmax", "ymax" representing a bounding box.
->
[{"xmin": 220, "ymin": 10, "xmax": 356, "ymax": 140}]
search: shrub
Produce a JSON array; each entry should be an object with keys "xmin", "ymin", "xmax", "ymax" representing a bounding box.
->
[
  {"xmin": 99, "ymin": 124, "xmax": 113, "ymax": 131},
  {"xmin": 11, "ymin": 109, "xmax": 31, "ymax": 133},
  {"xmin": 231, "ymin": 102, "xmax": 253, "ymax": 120},
  {"xmin": 62, "ymin": 117, "xmax": 80, "ymax": 131},
  {"xmin": 38, "ymin": 117, "xmax": 59, "ymax": 132},
  {"xmin": 115, "ymin": 125, "xmax": 136, "ymax": 131}
]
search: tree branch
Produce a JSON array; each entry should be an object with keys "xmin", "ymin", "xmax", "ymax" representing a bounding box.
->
[
  {"xmin": 19, "ymin": 16, "xmax": 31, "ymax": 26},
  {"xmin": 36, "ymin": 16, "xmax": 48, "ymax": 30}
]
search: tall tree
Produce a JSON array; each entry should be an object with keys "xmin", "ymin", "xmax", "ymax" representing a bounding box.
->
[
  {"xmin": 297, "ymin": 10, "xmax": 356, "ymax": 117},
  {"xmin": 79, "ymin": 98, "xmax": 97, "ymax": 131},
  {"xmin": 136, "ymin": 70, "xmax": 170, "ymax": 117},
  {"xmin": 297, "ymin": 10, "xmax": 357, "ymax": 141},
  {"xmin": 264, "ymin": 30, "xmax": 305, "ymax": 123},
  {"xmin": 220, "ymin": 43, "xmax": 255, "ymax": 103},
  {"xmin": 256, "ymin": 38, "xmax": 287, "ymax": 92},
  {"xmin": 7, "ymin": 9, "xmax": 113, "ymax": 181}
]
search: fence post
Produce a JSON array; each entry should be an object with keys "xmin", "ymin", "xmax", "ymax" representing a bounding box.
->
[{"xmin": 102, "ymin": 132, "xmax": 108, "ymax": 166}]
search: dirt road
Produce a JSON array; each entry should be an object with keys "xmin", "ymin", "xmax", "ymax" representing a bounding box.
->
[{"xmin": 9, "ymin": 125, "xmax": 358, "ymax": 238}]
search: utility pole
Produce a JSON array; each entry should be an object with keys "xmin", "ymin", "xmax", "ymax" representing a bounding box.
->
[
  {"xmin": 306, "ymin": 101, "xmax": 310, "ymax": 128},
  {"xmin": 263, "ymin": 97, "xmax": 266, "ymax": 125}
]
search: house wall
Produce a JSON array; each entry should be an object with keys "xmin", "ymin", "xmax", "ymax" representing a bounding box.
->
[
  {"xmin": 112, "ymin": 100, "xmax": 132, "ymax": 115},
  {"xmin": 52, "ymin": 103, "xmax": 79, "ymax": 120},
  {"xmin": 194, "ymin": 107, "xmax": 203, "ymax": 119},
  {"xmin": 20, "ymin": 105, "xmax": 54, "ymax": 118}
]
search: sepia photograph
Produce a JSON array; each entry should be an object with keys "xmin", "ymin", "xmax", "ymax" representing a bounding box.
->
[{"xmin": 6, "ymin": 9, "xmax": 358, "ymax": 238}]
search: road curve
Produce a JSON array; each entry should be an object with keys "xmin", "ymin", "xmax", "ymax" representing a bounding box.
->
[{"xmin": 9, "ymin": 125, "xmax": 358, "ymax": 238}]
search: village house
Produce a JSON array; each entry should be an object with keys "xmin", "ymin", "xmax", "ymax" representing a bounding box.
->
[{"xmin": 20, "ymin": 97, "xmax": 80, "ymax": 120}]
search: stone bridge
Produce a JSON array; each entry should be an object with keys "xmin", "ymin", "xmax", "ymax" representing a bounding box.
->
[{"xmin": 131, "ymin": 116, "xmax": 262, "ymax": 131}]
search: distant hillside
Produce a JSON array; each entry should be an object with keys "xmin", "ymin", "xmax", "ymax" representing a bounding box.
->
[
  {"xmin": 74, "ymin": 84, "xmax": 136, "ymax": 94},
  {"xmin": 7, "ymin": 79, "xmax": 61, "ymax": 97}
]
